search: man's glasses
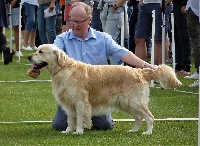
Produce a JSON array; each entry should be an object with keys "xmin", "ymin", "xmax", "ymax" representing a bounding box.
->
[{"xmin": 69, "ymin": 17, "xmax": 90, "ymax": 25}]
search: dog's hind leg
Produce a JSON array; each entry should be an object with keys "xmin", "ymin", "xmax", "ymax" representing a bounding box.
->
[
  {"xmin": 127, "ymin": 103, "xmax": 154, "ymax": 135},
  {"xmin": 141, "ymin": 104, "xmax": 154, "ymax": 135},
  {"xmin": 128, "ymin": 115, "xmax": 142, "ymax": 133}
]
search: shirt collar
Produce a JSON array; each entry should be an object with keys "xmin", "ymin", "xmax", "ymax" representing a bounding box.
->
[{"xmin": 68, "ymin": 27, "xmax": 97, "ymax": 41}]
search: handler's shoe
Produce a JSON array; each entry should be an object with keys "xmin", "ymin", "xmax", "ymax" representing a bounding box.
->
[
  {"xmin": 185, "ymin": 72, "xmax": 199, "ymax": 79},
  {"xmin": 188, "ymin": 80, "xmax": 199, "ymax": 87}
]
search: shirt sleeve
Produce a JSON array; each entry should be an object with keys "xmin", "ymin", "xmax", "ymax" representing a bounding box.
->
[
  {"xmin": 53, "ymin": 33, "xmax": 66, "ymax": 51},
  {"xmin": 103, "ymin": 32, "xmax": 128, "ymax": 64}
]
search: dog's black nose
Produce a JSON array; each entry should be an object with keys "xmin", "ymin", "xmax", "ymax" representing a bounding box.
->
[{"xmin": 27, "ymin": 55, "xmax": 32, "ymax": 61}]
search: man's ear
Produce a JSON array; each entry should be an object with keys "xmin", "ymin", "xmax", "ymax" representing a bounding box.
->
[{"xmin": 88, "ymin": 17, "xmax": 92, "ymax": 25}]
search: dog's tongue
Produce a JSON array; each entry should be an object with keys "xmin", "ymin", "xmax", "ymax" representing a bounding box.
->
[{"xmin": 31, "ymin": 64, "xmax": 40, "ymax": 70}]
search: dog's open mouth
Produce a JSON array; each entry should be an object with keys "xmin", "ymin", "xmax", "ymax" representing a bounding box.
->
[{"xmin": 32, "ymin": 62, "xmax": 48, "ymax": 70}]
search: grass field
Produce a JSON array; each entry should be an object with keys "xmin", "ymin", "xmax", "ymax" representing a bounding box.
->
[{"xmin": 0, "ymin": 35, "xmax": 199, "ymax": 145}]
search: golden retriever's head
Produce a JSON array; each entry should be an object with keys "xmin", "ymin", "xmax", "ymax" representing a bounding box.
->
[
  {"xmin": 28, "ymin": 44, "xmax": 67, "ymax": 70},
  {"xmin": 155, "ymin": 64, "xmax": 182, "ymax": 89}
]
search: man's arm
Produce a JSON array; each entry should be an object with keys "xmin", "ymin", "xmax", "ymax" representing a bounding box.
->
[
  {"xmin": 110, "ymin": 0, "xmax": 126, "ymax": 13},
  {"xmin": 121, "ymin": 51, "xmax": 156, "ymax": 69}
]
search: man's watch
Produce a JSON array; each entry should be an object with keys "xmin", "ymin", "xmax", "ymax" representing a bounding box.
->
[{"xmin": 142, "ymin": 61, "xmax": 146, "ymax": 68}]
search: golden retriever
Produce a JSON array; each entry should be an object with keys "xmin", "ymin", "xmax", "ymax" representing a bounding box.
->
[{"xmin": 27, "ymin": 44, "xmax": 182, "ymax": 135}]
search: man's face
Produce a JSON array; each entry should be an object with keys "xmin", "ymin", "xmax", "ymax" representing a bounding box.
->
[{"xmin": 69, "ymin": 6, "xmax": 91, "ymax": 38}]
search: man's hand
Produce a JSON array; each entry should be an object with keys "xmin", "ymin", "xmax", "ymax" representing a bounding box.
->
[
  {"xmin": 110, "ymin": 4, "xmax": 117, "ymax": 13},
  {"xmin": 181, "ymin": 6, "xmax": 186, "ymax": 14},
  {"xmin": 49, "ymin": 0, "xmax": 56, "ymax": 12},
  {"xmin": 145, "ymin": 63, "xmax": 158, "ymax": 70}
]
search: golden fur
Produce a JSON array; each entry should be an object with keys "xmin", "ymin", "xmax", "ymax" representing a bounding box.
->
[{"xmin": 28, "ymin": 44, "xmax": 182, "ymax": 135}]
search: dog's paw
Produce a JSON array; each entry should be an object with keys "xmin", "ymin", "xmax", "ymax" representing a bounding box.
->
[
  {"xmin": 61, "ymin": 130, "xmax": 73, "ymax": 134},
  {"xmin": 72, "ymin": 131, "xmax": 83, "ymax": 135},
  {"xmin": 128, "ymin": 129, "xmax": 138, "ymax": 133},
  {"xmin": 142, "ymin": 131, "xmax": 152, "ymax": 135}
]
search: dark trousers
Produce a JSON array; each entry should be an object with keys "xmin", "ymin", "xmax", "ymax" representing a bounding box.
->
[
  {"xmin": 187, "ymin": 8, "xmax": 200, "ymax": 73},
  {"xmin": 91, "ymin": 1, "xmax": 103, "ymax": 32},
  {"xmin": 0, "ymin": 28, "xmax": 7, "ymax": 53},
  {"xmin": 128, "ymin": 4, "xmax": 139, "ymax": 54},
  {"xmin": 173, "ymin": 3, "xmax": 191, "ymax": 72}
]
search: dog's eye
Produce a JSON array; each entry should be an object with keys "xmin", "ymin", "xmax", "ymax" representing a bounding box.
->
[{"xmin": 39, "ymin": 50, "xmax": 44, "ymax": 53}]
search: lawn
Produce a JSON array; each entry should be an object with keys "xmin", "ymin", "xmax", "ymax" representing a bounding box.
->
[{"xmin": 0, "ymin": 39, "xmax": 199, "ymax": 145}]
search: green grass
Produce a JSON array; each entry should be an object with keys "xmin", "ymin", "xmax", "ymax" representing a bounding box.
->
[{"xmin": 0, "ymin": 34, "xmax": 199, "ymax": 145}]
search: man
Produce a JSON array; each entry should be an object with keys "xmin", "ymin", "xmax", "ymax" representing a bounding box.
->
[
  {"xmin": 0, "ymin": 0, "xmax": 12, "ymax": 64},
  {"xmin": 184, "ymin": 0, "xmax": 200, "ymax": 87},
  {"xmin": 134, "ymin": 0, "xmax": 172, "ymax": 65},
  {"xmin": 9, "ymin": 0, "xmax": 23, "ymax": 57},
  {"xmin": 37, "ymin": 0, "xmax": 58, "ymax": 44},
  {"xmin": 172, "ymin": 0, "xmax": 192, "ymax": 75},
  {"xmin": 28, "ymin": 2, "xmax": 156, "ymax": 131}
]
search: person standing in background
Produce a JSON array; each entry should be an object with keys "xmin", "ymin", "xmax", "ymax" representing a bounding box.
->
[
  {"xmin": 91, "ymin": 0, "xmax": 102, "ymax": 32},
  {"xmin": 127, "ymin": 0, "xmax": 139, "ymax": 55},
  {"xmin": 0, "ymin": 0, "xmax": 12, "ymax": 64},
  {"xmin": 8, "ymin": 0, "xmax": 23, "ymax": 57},
  {"xmin": 134, "ymin": 0, "xmax": 171, "ymax": 65},
  {"xmin": 172, "ymin": 0, "xmax": 192, "ymax": 75},
  {"xmin": 184, "ymin": 0, "xmax": 200, "ymax": 87},
  {"xmin": 0, "ymin": 0, "xmax": 9, "ymax": 54},
  {"xmin": 98, "ymin": 0, "xmax": 129, "ymax": 65},
  {"xmin": 21, "ymin": 0, "xmax": 38, "ymax": 50},
  {"xmin": 37, "ymin": 0, "xmax": 58, "ymax": 44}
]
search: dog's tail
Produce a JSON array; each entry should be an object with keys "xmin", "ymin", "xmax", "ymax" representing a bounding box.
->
[{"xmin": 140, "ymin": 64, "xmax": 182, "ymax": 89}]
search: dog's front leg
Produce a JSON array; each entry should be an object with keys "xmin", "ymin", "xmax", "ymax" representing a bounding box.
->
[
  {"xmin": 61, "ymin": 110, "xmax": 76, "ymax": 134},
  {"xmin": 73, "ymin": 102, "xmax": 84, "ymax": 134}
]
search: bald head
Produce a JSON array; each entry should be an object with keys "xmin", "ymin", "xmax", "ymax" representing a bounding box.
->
[{"xmin": 70, "ymin": 2, "xmax": 92, "ymax": 19}]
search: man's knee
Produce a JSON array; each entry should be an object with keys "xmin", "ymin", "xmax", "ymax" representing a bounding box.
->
[
  {"xmin": 92, "ymin": 120, "xmax": 114, "ymax": 130},
  {"xmin": 91, "ymin": 114, "xmax": 114, "ymax": 130},
  {"xmin": 52, "ymin": 105, "xmax": 68, "ymax": 131},
  {"xmin": 52, "ymin": 119, "xmax": 67, "ymax": 131}
]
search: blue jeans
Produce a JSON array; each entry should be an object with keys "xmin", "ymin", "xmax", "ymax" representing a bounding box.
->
[
  {"xmin": 23, "ymin": 3, "xmax": 38, "ymax": 31},
  {"xmin": 52, "ymin": 105, "xmax": 114, "ymax": 131},
  {"xmin": 37, "ymin": 4, "xmax": 57, "ymax": 44}
]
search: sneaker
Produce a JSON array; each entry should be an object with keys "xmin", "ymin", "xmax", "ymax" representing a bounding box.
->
[
  {"xmin": 31, "ymin": 46, "xmax": 38, "ymax": 50},
  {"xmin": 188, "ymin": 80, "xmax": 199, "ymax": 87},
  {"xmin": 15, "ymin": 50, "xmax": 23, "ymax": 57},
  {"xmin": 22, "ymin": 45, "xmax": 32, "ymax": 51},
  {"xmin": 184, "ymin": 72, "xmax": 199, "ymax": 79}
]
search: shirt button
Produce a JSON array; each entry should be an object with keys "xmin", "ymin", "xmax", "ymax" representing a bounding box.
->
[{"xmin": 83, "ymin": 52, "xmax": 86, "ymax": 55}]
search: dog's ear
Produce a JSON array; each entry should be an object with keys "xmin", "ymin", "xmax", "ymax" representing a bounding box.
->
[{"xmin": 53, "ymin": 50, "xmax": 67, "ymax": 67}]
